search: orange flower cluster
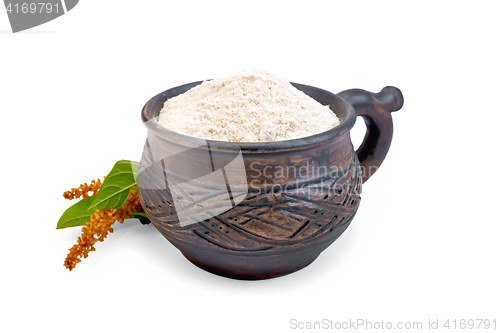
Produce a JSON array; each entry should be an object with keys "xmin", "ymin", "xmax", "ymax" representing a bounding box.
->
[
  {"xmin": 63, "ymin": 177, "xmax": 105, "ymax": 200},
  {"xmin": 63, "ymin": 187, "xmax": 143, "ymax": 271}
]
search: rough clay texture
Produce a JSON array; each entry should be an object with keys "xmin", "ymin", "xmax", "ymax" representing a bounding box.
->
[{"xmin": 158, "ymin": 70, "xmax": 341, "ymax": 142}]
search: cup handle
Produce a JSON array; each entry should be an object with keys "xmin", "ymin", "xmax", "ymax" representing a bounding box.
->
[{"xmin": 338, "ymin": 86, "xmax": 404, "ymax": 183}]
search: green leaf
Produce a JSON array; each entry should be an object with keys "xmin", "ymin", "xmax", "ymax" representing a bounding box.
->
[
  {"xmin": 131, "ymin": 212, "xmax": 151, "ymax": 225},
  {"xmin": 56, "ymin": 196, "xmax": 96, "ymax": 229},
  {"xmin": 88, "ymin": 160, "xmax": 139, "ymax": 211}
]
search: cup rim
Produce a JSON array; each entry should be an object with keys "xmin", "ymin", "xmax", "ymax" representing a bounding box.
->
[{"xmin": 141, "ymin": 81, "xmax": 357, "ymax": 153}]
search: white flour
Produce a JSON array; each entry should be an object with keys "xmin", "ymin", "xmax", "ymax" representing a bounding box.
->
[{"xmin": 158, "ymin": 70, "xmax": 340, "ymax": 142}]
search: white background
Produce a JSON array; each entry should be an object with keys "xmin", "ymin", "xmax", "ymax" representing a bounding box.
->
[{"xmin": 1, "ymin": 1, "xmax": 499, "ymax": 332}]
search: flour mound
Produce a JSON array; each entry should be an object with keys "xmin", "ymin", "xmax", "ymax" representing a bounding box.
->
[{"xmin": 158, "ymin": 70, "xmax": 341, "ymax": 142}]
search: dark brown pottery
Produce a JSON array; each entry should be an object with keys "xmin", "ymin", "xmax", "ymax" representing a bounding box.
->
[{"xmin": 137, "ymin": 81, "xmax": 403, "ymax": 280}]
